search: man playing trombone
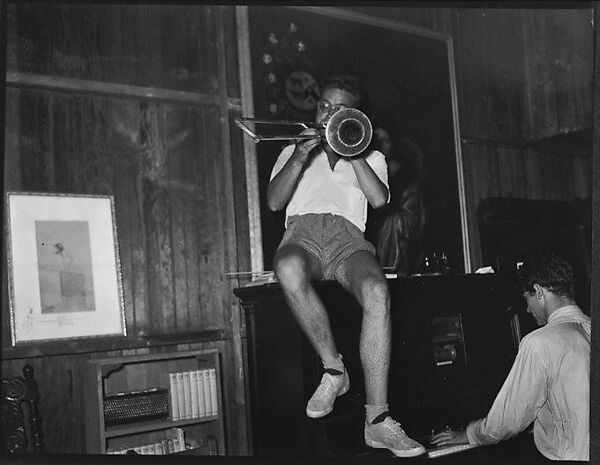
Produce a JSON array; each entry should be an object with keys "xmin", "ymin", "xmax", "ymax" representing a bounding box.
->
[{"xmin": 267, "ymin": 74, "xmax": 426, "ymax": 458}]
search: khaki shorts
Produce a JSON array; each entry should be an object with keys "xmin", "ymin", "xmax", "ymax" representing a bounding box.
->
[{"xmin": 277, "ymin": 213, "xmax": 376, "ymax": 280}]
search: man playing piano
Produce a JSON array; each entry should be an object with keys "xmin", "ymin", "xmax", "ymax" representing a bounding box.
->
[{"xmin": 431, "ymin": 251, "xmax": 590, "ymax": 461}]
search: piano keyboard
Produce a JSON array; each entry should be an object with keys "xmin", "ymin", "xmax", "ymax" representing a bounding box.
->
[{"xmin": 427, "ymin": 443, "xmax": 478, "ymax": 458}]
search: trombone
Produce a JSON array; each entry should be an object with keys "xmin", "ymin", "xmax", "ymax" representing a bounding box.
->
[{"xmin": 235, "ymin": 107, "xmax": 373, "ymax": 157}]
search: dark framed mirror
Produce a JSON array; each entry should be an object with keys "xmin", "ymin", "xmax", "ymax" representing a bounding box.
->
[{"xmin": 243, "ymin": 6, "xmax": 470, "ymax": 274}]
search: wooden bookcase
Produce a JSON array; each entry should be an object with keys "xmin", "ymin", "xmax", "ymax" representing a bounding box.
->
[{"xmin": 84, "ymin": 349, "xmax": 225, "ymax": 455}]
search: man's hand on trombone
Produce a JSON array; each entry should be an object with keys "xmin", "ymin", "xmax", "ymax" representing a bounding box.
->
[{"xmin": 292, "ymin": 128, "xmax": 322, "ymax": 164}]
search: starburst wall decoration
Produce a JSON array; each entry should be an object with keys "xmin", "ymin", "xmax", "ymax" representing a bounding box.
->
[{"xmin": 257, "ymin": 21, "xmax": 321, "ymax": 120}]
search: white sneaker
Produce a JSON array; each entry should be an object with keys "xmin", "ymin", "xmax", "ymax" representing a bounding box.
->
[
  {"xmin": 305, "ymin": 368, "xmax": 350, "ymax": 418},
  {"xmin": 364, "ymin": 415, "xmax": 426, "ymax": 458}
]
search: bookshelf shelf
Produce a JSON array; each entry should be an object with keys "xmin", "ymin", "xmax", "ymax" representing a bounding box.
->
[
  {"xmin": 104, "ymin": 414, "xmax": 220, "ymax": 438},
  {"xmin": 84, "ymin": 349, "xmax": 226, "ymax": 455}
]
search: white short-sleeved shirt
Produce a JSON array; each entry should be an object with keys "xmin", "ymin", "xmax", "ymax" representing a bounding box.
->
[{"xmin": 270, "ymin": 145, "xmax": 389, "ymax": 232}]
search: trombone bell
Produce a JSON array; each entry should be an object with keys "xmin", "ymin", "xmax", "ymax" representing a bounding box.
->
[
  {"xmin": 235, "ymin": 108, "xmax": 372, "ymax": 157},
  {"xmin": 325, "ymin": 108, "xmax": 372, "ymax": 157}
]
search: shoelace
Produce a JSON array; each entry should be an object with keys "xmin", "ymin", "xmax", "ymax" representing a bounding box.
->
[
  {"xmin": 382, "ymin": 418, "xmax": 409, "ymax": 439},
  {"xmin": 315, "ymin": 373, "xmax": 338, "ymax": 397}
]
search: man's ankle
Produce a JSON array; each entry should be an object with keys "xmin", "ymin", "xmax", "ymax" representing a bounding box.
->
[
  {"xmin": 323, "ymin": 367, "xmax": 344, "ymax": 376},
  {"xmin": 365, "ymin": 404, "xmax": 389, "ymax": 424},
  {"xmin": 322, "ymin": 353, "xmax": 344, "ymax": 373}
]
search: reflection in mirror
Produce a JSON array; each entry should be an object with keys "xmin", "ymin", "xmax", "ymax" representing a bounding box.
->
[{"xmin": 247, "ymin": 6, "xmax": 469, "ymax": 274}]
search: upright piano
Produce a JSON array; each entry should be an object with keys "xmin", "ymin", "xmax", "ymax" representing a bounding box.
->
[{"xmin": 234, "ymin": 273, "xmax": 541, "ymax": 460}]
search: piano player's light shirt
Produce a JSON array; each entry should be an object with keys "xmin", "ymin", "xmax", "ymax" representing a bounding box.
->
[
  {"xmin": 270, "ymin": 144, "xmax": 389, "ymax": 232},
  {"xmin": 466, "ymin": 305, "xmax": 590, "ymax": 461}
]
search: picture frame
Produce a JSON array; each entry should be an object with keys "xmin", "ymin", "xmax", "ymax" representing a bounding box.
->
[{"xmin": 5, "ymin": 192, "xmax": 127, "ymax": 345}]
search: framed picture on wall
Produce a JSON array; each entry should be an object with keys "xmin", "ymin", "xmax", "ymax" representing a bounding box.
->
[{"xmin": 5, "ymin": 192, "xmax": 127, "ymax": 346}]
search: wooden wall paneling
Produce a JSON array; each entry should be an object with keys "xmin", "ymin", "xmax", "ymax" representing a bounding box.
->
[
  {"xmin": 452, "ymin": 9, "xmax": 527, "ymax": 141},
  {"xmin": 10, "ymin": 4, "xmax": 219, "ymax": 93},
  {"xmin": 201, "ymin": 6, "xmax": 219, "ymax": 93},
  {"xmin": 3, "ymin": 88, "xmax": 20, "ymax": 348},
  {"xmin": 573, "ymin": 155, "xmax": 593, "ymax": 199},
  {"xmin": 224, "ymin": 7, "xmax": 242, "ymax": 101},
  {"xmin": 215, "ymin": 5, "xmax": 239, "ymax": 298},
  {"xmin": 551, "ymin": 14, "xmax": 574, "ymax": 133},
  {"xmin": 228, "ymin": 112, "xmax": 250, "ymax": 277},
  {"xmin": 531, "ymin": 11, "xmax": 560, "ymax": 138},
  {"xmin": 429, "ymin": 8, "xmax": 453, "ymax": 36},
  {"xmin": 347, "ymin": 6, "xmax": 452, "ymax": 34},
  {"xmin": 197, "ymin": 110, "xmax": 215, "ymax": 330},
  {"xmin": 572, "ymin": 11, "xmax": 594, "ymax": 131},
  {"xmin": 490, "ymin": 10, "xmax": 527, "ymax": 140},
  {"xmin": 539, "ymin": 151, "xmax": 554, "ymax": 199},
  {"xmin": 452, "ymin": 11, "xmax": 484, "ymax": 139},
  {"xmin": 183, "ymin": 128, "xmax": 204, "ymax": 331},
  {"xmin": 555, "ymin": 9, "xmax": 593, "ymax": 134},
  {"xmin": 522, "ymin": 150, "xmax": 543, "ymax": 199},
  {"xmin": 16, "ymin": 90, "xmax": 49, "ymax": 191},
  {"xmin": 208, "ymin": 107, "xmax": 224, "ymax": 325},
  {"xmin": 461, "ymin": 143, "xmax": 496, "ymax": 268},
  {"xmin": 4, "ymin": 89, "xmax": 21, "ymax": 190},
  {"xmin": 2, "ymin": 3, "xmax": 243, "ymax": 453},
  {"xmin": 47, "ymin": 354, "xmax": 86, "ymax": 453},
  {"xmin": 173, "ymin": 107, "xmax": 203, "ymax": 332},
  {"xmin": 166, "ymin": 104, "xmax": 192, "ymax": 332},
  {"xmin": 2, "ymin": 354, "xmax": 87, "ymax": 453},
  {"xmin": 522, "ymin": 9, "xmax": 593, "ymax": 140},
  {"xmin": 142, "ymin": 102, "xmax": 177, "ymax": 335},
  {"xmin": 110, "ymin": 99, "xmax": 149, "ymax": 337},
  {"xmin": 199, "ymin": 109, "xmax": 225, "ymax": 330},
  {"xmin": 462, "ymin": 142, "xmax": 581, "ymax": 269},
  {"xmin": 159, "ymin": 101, "xmax": 237, "ymax": 334}
]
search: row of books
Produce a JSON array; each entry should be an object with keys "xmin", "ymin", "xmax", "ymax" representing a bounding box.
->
[
  {"xmin": 168, "ymin": 368, "xmax": 218, "ymax": 421},
  {"xmin": 107, "ymin": 428, "xmax": 185, "ymax": 455}
]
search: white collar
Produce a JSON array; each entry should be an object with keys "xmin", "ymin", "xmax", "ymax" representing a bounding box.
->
[{"xmin": 547, "ymin": 305, "xmax": 587, "ymax": 325}]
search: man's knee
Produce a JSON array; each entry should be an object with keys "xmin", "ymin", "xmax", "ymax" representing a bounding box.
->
[
  {"xmin": 359, "ymin": 275, "xmax": 389, "ymax": 310},
  {"xmin": 274, "ymin": 248, "xmax": 311, "ymax": 289}
]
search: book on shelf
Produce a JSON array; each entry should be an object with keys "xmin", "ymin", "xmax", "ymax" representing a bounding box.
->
[
  {"xmin": 166, "ymin": 368, "xmax": 218, "ymax": 420},
  {"xmin": 106, "ymin": 427, "xmax": 187, "ymax": 455},
  {"xmin": 190, "ymin": 370, "xmax": 200, "ymax": 418},
  {"xmin": 196, "ymin": 369, "xmax": 206, "ymax": 417},
  {"xmin": 169, "ymin": 373, "xmax": 180, "ymax": 421},
  {"xmin": 166, "ymin": 439, "xmax": 175, "ymax": 454},
  {"xmin": 175, "ymin": 372, "xmax": 186, "ymax": 421},
  {"xmin": 202, "ymin": 369, "xmax": 212, "ymax": 416},
  {"xmin": 182, "ymin": 371, "xmax": 192, "ymax": 419},
  {"xmin": 209, "ymin": 368, "xmax": 218, "ymax": 416}
]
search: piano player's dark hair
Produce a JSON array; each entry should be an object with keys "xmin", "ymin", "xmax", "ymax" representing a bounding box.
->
[{"xmin": 517, "ymin": 251, "xmax": 575, "ymax": 299}]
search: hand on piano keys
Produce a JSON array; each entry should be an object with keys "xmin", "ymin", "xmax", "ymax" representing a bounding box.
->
[{"xmin": 428, "ymin": 427, "xmax": 478, "ymax": 458}]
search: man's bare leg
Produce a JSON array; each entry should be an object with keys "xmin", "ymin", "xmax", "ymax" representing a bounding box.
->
[
  {"xmin": 335, "ymin": 250, "xmax": 425, "ymax": 457},
  {"xmin": 273, "ymin": 244, "xmax": 338, "ymax": 362},
  {"xmin": 274, "ymin": 244, "xmax": 350, "ymax": 418},
  {"xmin": 334, "ymin": 250, "xmax": 390, "ymax": 405}
]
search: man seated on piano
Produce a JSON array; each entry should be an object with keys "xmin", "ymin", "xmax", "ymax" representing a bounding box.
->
[
  {"xmin": 267, "ymin": 74, "xmax": 426, "ymax": 458},
  {"xmin": 431, "ymin": 251, "xmax": 590, "ymax": 461}
]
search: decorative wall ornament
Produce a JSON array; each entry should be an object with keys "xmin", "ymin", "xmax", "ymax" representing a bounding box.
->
[{"xmin": 257, "ymin": 21, "xmax": 320, "ymax": 120}]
